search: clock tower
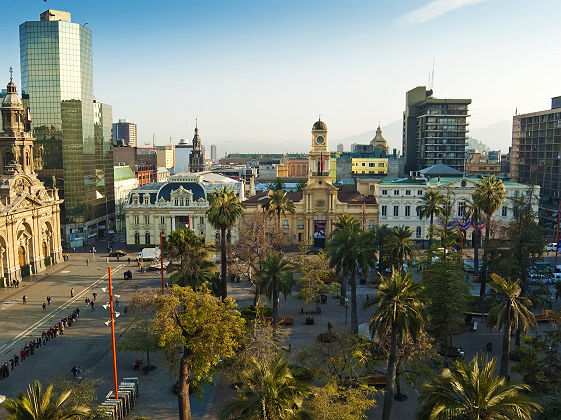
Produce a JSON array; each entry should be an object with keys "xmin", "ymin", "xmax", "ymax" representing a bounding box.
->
[{"xmin": 308, "ymin": 118, "xmax": 330, "ymax": 178}]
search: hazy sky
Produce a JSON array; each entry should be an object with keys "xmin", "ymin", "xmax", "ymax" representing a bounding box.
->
[{"xmin": 2, "ymin": 0, "xmax": 560, "ymax": 155}]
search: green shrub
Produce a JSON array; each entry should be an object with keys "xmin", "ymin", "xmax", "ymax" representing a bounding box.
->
[
  {"xmin": 20, "ymin": 264, "xmax": 30, "ymax": 278},
  {"xmin": 44, "ymin": 256, "xmax": 51, "ymax": 267},
  {"xmin": 289, "ymin": 364, "xmax": 314, "ymax": 382},
  {"xmin": 240, "ymin": 305, "xmax": 272, "ymax": 319},
  {"xmin": 317, "ymin": 332, "xmax": 338, "ymax": 343}
]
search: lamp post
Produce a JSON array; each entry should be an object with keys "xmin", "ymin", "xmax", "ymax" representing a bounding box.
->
[{"xmin": 107, "ymin": 267, "xmax": 118, "ymax": 399}]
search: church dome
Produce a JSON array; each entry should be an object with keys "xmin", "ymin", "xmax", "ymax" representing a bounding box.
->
[
  {"xmin": 2, "ymin": 80, "xmax": 22, "ymax": 108},
  {"xmin": 312, "ymin": 120, "xmax": 327, "ymax": 131}
]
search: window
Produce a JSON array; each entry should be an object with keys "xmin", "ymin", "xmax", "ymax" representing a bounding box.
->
[
  {"xmin": 394, "ymin": 190, "xmax": 399, "ymax": 196},
  {"xmin": 133, "ymin": 196, "xmax": 139, "ymax": 205},
  {"xmin": 200, "ymin": 216, "xmax": 204, "ymax": 225},
  {"xmin": 143, "ymin": 196, "xmax": 149, "ymax": 205},
  {"xmin": 416, "ymin": 226, "xmax": 421, "ymax": 238},
  {"xmin": 458, "ymin": 201, "xmax": 465, "ymax": 217},
  {"xmin": 144, "ymin": 216, "xmax": 149, "ymax": 224},
  {"xmin": 362, "ymin": 162, "xmax": 365, "ymax": 166},
  {"xmin": 180, "ymin": 199, "xmax": 184, "ymax": 206},
  {"xmin": 417, "ymin": 190, "xmax": 423, "ymax": 196},
  {"xmin": 283, "ymin": 220, "xmax": 288, "ymax": 229},
  {"xmin": 134, "ymin": 232, "xmax": 140, "ymax": 245},
  {"xmin": 298, "ymin": 220, "xmax": 304, "ymax": 229},
  {"xmin": 174, "ymin": 199, "xmax": 178, "ymax": 206},
  {"xmin": 382, "ymin": 190, "xmax": 388, "ymax": 196},
  {"xmin": 145, "ymin": 232, "xmax": 150, "ymax": 244},
  {"xmin": 370, "ymin": 185, "xmax": 374, "ymax": 191},
  {"xmin": 298, "ymin": 233, "xmax": 303, "ymax": 242},
  {"xmin": 369, "ymin": 220, "xmax": 374, "ymax": 229},
  {"xmin": 406, "ymin": 190, "xmax": 411, "ymax": 196},
  {"xmin": 501, "ymin": 206, "xmax": 507, "ymax": 217},
  {"xmin": 378, "ymin": 163, "xmax": 384, "ymax": 167},
  {"xmin": 369, "ymin": 163, "xmax": 374, "ymax": 167},
  {"xmin": 405, "ymin": 206, "xmax": 410, "ymax": 217},
  {"xmin": 416, "ymin": 207, "xmax": 421, "ymax": 218},
  {"xmin": 160, "ymin": 216, "xmax": 165, "ymax": 225},
  {"xmin": 381, "ymin": 205, "xmax": 387, "ymax": 216},
  {"xmin": 133, "ymin": 216, "xmax": 139, "ymax": 224},
  {"xmin": 393, "ymin": 206, "xmax": 399, "ymax": 216}
]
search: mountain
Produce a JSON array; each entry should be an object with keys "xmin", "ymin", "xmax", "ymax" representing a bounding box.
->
[{"xmin": 468, "ymin": 121, "xmax": 512, "ymax": 152}]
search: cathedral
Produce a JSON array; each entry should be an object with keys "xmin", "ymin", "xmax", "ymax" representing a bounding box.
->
[{"xmin": 0, "ymin": 78, "xmax": 63, "ymax": 285}]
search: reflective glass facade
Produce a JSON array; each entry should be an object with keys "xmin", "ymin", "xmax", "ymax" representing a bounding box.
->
[{"xmin": 20, "ymin": 16, "xmax": 114, "ymax": 246}]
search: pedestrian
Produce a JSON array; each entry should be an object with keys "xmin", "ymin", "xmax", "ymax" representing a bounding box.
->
[
  {"xmin": 93, "ymin": 292, "xmax": 97, "ymax": 301},
  {"xmin": 115, "ymin": 298, "xmax": 120, "ymax": 309},
  {"xmin": 13, "ymin": 354, "xmax": 19, "ymax": 366},
  {"xmin": 42, "ymin": 302, "xmax": 46, "ymax": 312},
  {"xmin": 135, "ymin": 284, "xmax": 138, "ymax": 292},
  {"xmin": 71, "ymin": 365, "xmax": 77, "ymax": 379},
  {"xmin": 47, "ymin": 296, "xmax": 51, "ymax": 305},
  {"xmin": 128, "ymin": 257, "xmax": 131, "ymax": 264},
  {"xmin": 22, "ymin": 295, "xmax": 26, "ymax": 304},
  {"xmin": 327, "ymin": 321, "xmax": 333, "ymax": 333},
  {"xmin": 20, "ymin": 348, "xmax": 25, "ymax": 361},
  {"xmin": 106, "ymin": 257, "xmax": 109, "ymax": 264},
  {"xmin": 90, "ymin": 300, "xmax": 95, "ymax": 311},
  {"xmin": 85, "ymin": 297, "xmax": 90, "ymax": 305},
  {"xmin": 86, "ymin": 258, "xmax": 89, "ymax": 266},
  {"xmin": 71, "ymin": 288, "xmax": 74, "ymax": 297}
]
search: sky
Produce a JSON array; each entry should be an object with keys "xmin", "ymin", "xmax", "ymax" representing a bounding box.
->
[{"xmin": 1, "ymin": 0, "xmax": 560, "ymax": 155}]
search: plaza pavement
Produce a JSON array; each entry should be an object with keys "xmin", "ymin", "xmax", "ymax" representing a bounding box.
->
[{"xmin": 0, "ymin": 252, "xmax": 559, "ymax": 419}]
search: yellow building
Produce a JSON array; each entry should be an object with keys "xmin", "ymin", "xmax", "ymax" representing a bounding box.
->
[
  {"xmin": 243, "ymin": 119, "xmax": 378, "ymax": 246},
  {"xmin": 351, "ymin": 157, "xmax": 388, "ymax": 175}
]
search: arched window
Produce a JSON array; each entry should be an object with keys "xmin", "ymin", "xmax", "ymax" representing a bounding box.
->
[
  {"xmin": 134, "ymin": 232, "xmax": 140, "ymax": 245},
  {"xmin": 25, "ymin": 152, "xmax": 30, "ymax": 167},
  {"xmin": 416, "ymin": 226, "xmax": 422, "ymax": 238},
  {"xmin": 145, "ymin": 232, "xmax": 151, "ymax": 244},
  {"xmin": 4, "ymin": 151, "xmax": 13, "ymax": 168}
]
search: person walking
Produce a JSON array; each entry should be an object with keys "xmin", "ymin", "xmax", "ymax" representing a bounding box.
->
[
  {"xmin": 71, "ymin": 288, "xmax": 74, "ymax": 297},
  {"xmin": 47, "ymin": 295, "xmax": 51, "ymax": 305},
  {"xmin": 86, "ymin": 258, "xmax": 89, "ymax": 266},
  {"xmin": 71, "ymin": 365, "xmax": 77, "ymax": 379},
  {"xmin": 90, "ymin": 300, "xmax": 95, "ymax": 311},
  {"xmin": 22, "ymin": 295, "xmax": 27, "ymax": 304},
  {"xmin": 92, "ymin": 292, "xmax": 97, "ymax": 301},
  {"xmin": 128, "ymin": 257, "xmax": 131, "ymax": 264},
  {"xmin": 115, "ymin": 298, "xmax": 120, "ymax": 309},
  {"xmin": 42, "ymin": 302, "xmax": 46, "ymax": 312},
  {"xmin": 327, "ymin": 321, "xmax": 333, "ymax": 333}
]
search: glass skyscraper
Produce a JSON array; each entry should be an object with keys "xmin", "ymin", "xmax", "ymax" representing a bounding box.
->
[{"xmin": 19, "ymin": 10, "xmax": 114, "ymax": 247}]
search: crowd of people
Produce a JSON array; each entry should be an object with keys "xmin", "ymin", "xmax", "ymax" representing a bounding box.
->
[{"xmin": 0, "ymin": 307, "xmax": 81, "ymax": 380}]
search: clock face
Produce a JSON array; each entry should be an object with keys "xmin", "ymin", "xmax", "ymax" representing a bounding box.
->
[{"xmin": 316, "ymin": 136, "xmax": 325, "ymax": 145}]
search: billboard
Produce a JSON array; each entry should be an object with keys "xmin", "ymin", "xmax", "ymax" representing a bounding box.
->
[{"xmin": 313, "ymin": 220, "xmax": 326, "ymax": 248}]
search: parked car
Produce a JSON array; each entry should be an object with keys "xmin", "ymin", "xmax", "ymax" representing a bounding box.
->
[
  {"xmin": 438, "ymin": 345, "xmax": 465, "ymax": 359},
  {"xmin": 546, "ymin": 243, "xmax": 559, "ymax": 252},
  {"xmin": 109, "ymin": 250, "xmax": 127, "ymax": 257}
]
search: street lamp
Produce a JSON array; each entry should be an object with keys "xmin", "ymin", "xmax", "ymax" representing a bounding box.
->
[{"xmin": 102, "ymin": 266, "xmax": 119, "ymax": 399}]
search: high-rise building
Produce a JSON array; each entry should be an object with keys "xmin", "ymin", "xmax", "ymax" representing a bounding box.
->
[
  {"xmin": 112, "ymin": 119, "xmax": 137, "ymax": 147},
  {"xmin": 210, "ymin": 144, "xmax": 217, "ymax": 162},
  {"xmin": 189, "ymin": 124, "xmax": 204, "ymax": 172},
  {"xmin": 156, "ymin": 145, "xmax": 175, "ymax": 169},
  {"xmin": 337, "ymin": 143, "xmax": 344, "ymax": 153},
  {"xmin": 403, "ymin": 86, "xmax": 471, "ymax": 174},
  {"xmin": 174, "ymin": 138, "xmax": 192, "ymax": 173},
  {"xmin": 20, "ymin": 9, "xmax": 114, "ymax": 247},
  {"xmin": 511, "ymin": 97, "xmax": 561, "ymax": 237}
]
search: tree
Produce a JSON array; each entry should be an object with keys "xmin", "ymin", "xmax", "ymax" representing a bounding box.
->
[
  {"xmin": 117, "ymin": 292, "xmax": 160, "ymax": 372},
  {"xmin": 296, "ymin": 180, "xmax": 307, "ymax": 192},
  {"xmin": 327, "ymin": 214, "xmax": 377, "ymax": 334},
  {"xmin": 487, "ymin": 274, "xmax": 537, "ymax": 378},
  {"xmin": 220, "ymin": 354, "xmax": 311, "ymax": 420},
  {"xmin": 417, "ymin": 189, "xmax": 445, "ymax": 248},
  {"xmin": 152, "ymin": 285, "xmax": 245, "ymax": 420},
  {"xmin": 256, "ymin": 253, "xmax": 295, "ymax": 326},
  {"xmin": 473, "ymin": 175, "xmax": 506, "ymax": 296},
  {"xmin": 422, "ymin": 258, "xmax": 470, "ymax": 348},
  {"xmin": 265, "ymin": 189, "xmax": 296, "ymax": 227},
  {"xmin": 302, "ymin": 382, "xmax": 376, "ymax": 420},
  {"xmin": 207, "ymin": 186, "xmax": 244, "ymax": 300},
  {"xmin": 164, "ymin": 229, "xmax": 215, "ymax": 290},
  {"xmin": 369, "ymin": 269, "xmax": 425, "ymax": 420},
  {"xmin": 374, "ymin": 224, "xmax": 393, "ymax": 272},
  {"xmin": 465, "ymin": 198, "xmax": 483, "ymax": 280},
  {"xmin": 417, "ymin": 355, "xmax": 541, "ymax": 420},
  {"xmin": 384, "ymin": 226, "xmax": 414, "ymax": 270},
  {"xmin": 4, "ymin": 380, "xmax": 90, "ymax": 420},
  {"xmin": 293, "ymin": 252, "xmax": 338, "ymax": 316}
]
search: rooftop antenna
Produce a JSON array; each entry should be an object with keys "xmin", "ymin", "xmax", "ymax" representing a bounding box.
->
[
  {"xmin": 169, "ymin": 136, "xmax": 172, "ymax": 146},
  {"xmin": 9, "ymin": 66, "xmax": 13, "ymax": 81},
  {"xmin": 431, "ymin": 57, "xmax": 435, "ymax": 91},
  {"xmin": 152, "ymin": 133, "xmax": 155, "ymax": 147}
]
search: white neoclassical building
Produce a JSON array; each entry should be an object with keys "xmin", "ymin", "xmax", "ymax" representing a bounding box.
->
[
  {"xmin": 124, "ymin": 172, "xmax": 242, "ymax": 247},
  {"xmin": 377, "ymin": 164, "xmax": 539, "ymax": 247},
  {"xmin": 0, "ymin": 79, "xmax": 63, "ymax": 285}
]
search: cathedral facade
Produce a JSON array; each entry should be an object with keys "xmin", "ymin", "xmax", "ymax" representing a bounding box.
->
[{"xmin": 0, "ymin": 79, "xmax": 63, "ymax": 285}]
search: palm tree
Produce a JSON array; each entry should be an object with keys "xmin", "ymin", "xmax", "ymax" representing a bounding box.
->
[
  {"xmin": 417, "ymin": 189, "xmax": 446, "ymax": 248},
  {"xmin": 4, "ymin": 380, "xmax": 90, "ymax": 420},
  {"xmin": 369, "ymin": 269, "xmax": 425, "ymax": 420},
  {"xmin": 465, "ymin": 198, "xmax": 483, "ymax": 281},
  {"xmin": 207, "ymin": 186, "xmax": 244, "ymax": 300},
  {"xmin": 256, "ymin": 253, "xmax": 295, "ymax": 326},
  {"xmin": 473, "ymin": 175, "xmax": 506, "ymax": 296},
  {"xmin": 327, "ymin": 214, "xmax": 377, "ymax": 334},
  {"xmin": 221, "ymin": 354, "xmax": 310, "ymax": 420},
  {"xmin": 164, "ymin": 229, "xmax": 215, "ymax": 289},
  {"xmin": 265, "ymin": 190, "xmax": 296, "ymax": 227},
  {"xmin": 375, "ymin": 224, "xmax": 392, "ymax": 272},
  {"xmin": 384, "ymin": 226, "xmax": 414, "ymax": 270},
  {"xmin": 487, "ymin": 274, "xmax": 537, "ymax": 378},
  {"xmin": 418, "ymin": 355, "xmax": 541, "ymax": 420}
]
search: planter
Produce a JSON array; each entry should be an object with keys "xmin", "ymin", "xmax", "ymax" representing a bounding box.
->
[{"xmin": 305, "ymin": 317, "xmax": 315, "ymax": 325}]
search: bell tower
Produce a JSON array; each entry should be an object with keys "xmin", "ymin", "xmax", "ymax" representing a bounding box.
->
[
  {"xmin": 308, "ymin": 118, "xmax": 330, "ymax": 178},
  {"xmin": 0, "ymin": 77, "xmax": 35, "ymax": 175}
]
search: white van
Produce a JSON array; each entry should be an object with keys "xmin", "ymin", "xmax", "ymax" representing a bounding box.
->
[{"xmin": 546, "ymin": 243, "xmax": 558, "ymax": 252}]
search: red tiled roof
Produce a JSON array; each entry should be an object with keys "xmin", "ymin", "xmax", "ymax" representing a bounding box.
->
[{"xmin": 337, "ymin": 191, "xmax": 377, "ymax": 205}]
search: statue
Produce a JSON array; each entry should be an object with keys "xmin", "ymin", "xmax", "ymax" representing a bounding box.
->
[{"xmin": 52, "ymin": 175, "xmax": 56, "ymax": 188}]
